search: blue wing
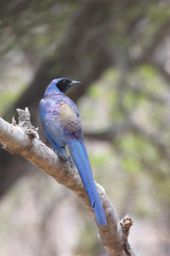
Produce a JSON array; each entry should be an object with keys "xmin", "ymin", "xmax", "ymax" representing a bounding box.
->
[{"xmin": 39, "ymin": 98, "xmax": 68, "ymax": 160}]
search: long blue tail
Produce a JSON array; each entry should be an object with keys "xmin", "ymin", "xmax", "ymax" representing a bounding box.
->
[{"xmin": 67, "ymin": 138, "xmax": 107, "ymax": 226}]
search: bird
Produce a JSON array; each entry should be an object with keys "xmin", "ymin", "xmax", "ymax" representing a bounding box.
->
[{"xmin": 39, "ymin": 78, "xmax": 107, "ymax": 226}]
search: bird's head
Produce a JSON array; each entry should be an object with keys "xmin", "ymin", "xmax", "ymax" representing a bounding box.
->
[{"xmin": 45, "ymin": 77, "xmax": 81, "ymax": 96}]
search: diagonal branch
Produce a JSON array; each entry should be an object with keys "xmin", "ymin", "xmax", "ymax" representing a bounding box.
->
[{"xmin": 0, "ymin": 108, "xmax": 135, "ymax": 256}]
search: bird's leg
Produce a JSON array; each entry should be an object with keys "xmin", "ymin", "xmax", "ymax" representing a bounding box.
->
[{"xmin": 55, "ymin": 146, "xmax": 74, "ymax": 168}]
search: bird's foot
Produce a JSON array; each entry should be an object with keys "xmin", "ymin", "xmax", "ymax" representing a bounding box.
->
[
  {"xmin": 57, "ymin": 153, "xmax": 73, "ymax": 168},
  {"xmin": 66, "ymin": 156, "xmax": 74, "ymax": 168}
]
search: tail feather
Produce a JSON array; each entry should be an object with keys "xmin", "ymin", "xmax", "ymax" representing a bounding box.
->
[{"xmin": 67, "ymin": 138, "xmax": 107, "ymax": 226}]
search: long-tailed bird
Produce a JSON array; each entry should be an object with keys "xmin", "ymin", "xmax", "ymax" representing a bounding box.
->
[{"xmin": 39, "ymin": 78, "xmax": 107, "ymax": 226}]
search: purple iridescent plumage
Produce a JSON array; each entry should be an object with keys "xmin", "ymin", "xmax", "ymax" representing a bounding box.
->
[{"xmin": 39, "ymin": 78, "xmax": 107, "ymax": 226}]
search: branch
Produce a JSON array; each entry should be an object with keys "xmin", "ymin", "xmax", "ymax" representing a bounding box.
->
[
  {"xmin": 0, "ymin": 108, "xmax": 135, "ymax": 256},
  {"xmin": 85, "ymin": 121, "xmax": 170, "ymax": 161}
]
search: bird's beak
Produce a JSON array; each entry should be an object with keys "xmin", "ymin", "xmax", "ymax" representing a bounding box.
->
[{"xmin": 70, "ymin": 80, "xmax": 81, "ymax": 87}]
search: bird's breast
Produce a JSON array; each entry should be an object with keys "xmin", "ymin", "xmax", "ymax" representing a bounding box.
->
[{"xmin": 59, "ymin": 102, "xmax": 77, "ymax": 122}]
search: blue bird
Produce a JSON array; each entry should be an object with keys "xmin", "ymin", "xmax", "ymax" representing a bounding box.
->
[{"xmin": 39, "ymin": 78, "xmax": 107, "ymax": 226}]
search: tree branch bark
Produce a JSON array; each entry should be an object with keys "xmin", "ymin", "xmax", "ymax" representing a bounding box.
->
[{"xmin": 0, "ymin": 108, "xmax": 135, "ymax": 256}]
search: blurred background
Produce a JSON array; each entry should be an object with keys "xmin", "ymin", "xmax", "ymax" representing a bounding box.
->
[{"xmin": 0, "ymin": 0, "xmax": 170, "ymax": 255}]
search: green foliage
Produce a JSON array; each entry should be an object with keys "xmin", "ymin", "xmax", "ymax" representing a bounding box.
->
[
  {"xmin": 119, "ymin": 133, "xmax": 162, "ymax": 175},
  {"xmin": 148, "ymin": 5, "xmax": 170, "ymax": 24},
  {"xmin": 137, "ymin": 65, "xmax": 166, "ymax": 93},
  {"xmin": 0, "ymin": 90, "xmax": 18, "ymax": 115},
  {"xmin": 90, "ymin": 152, "xmax": 110, "ymax": 168},
  {"xmin": 89, "ymin": 83, "xmax": 104, "ymax": 99},
  {"xmin": 123, "ymin": 89, "xmax": 146, "ymax": 110},
  {"xmin": 122, "ymin": 156, "xmax": 140, "ymax": 174}
]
